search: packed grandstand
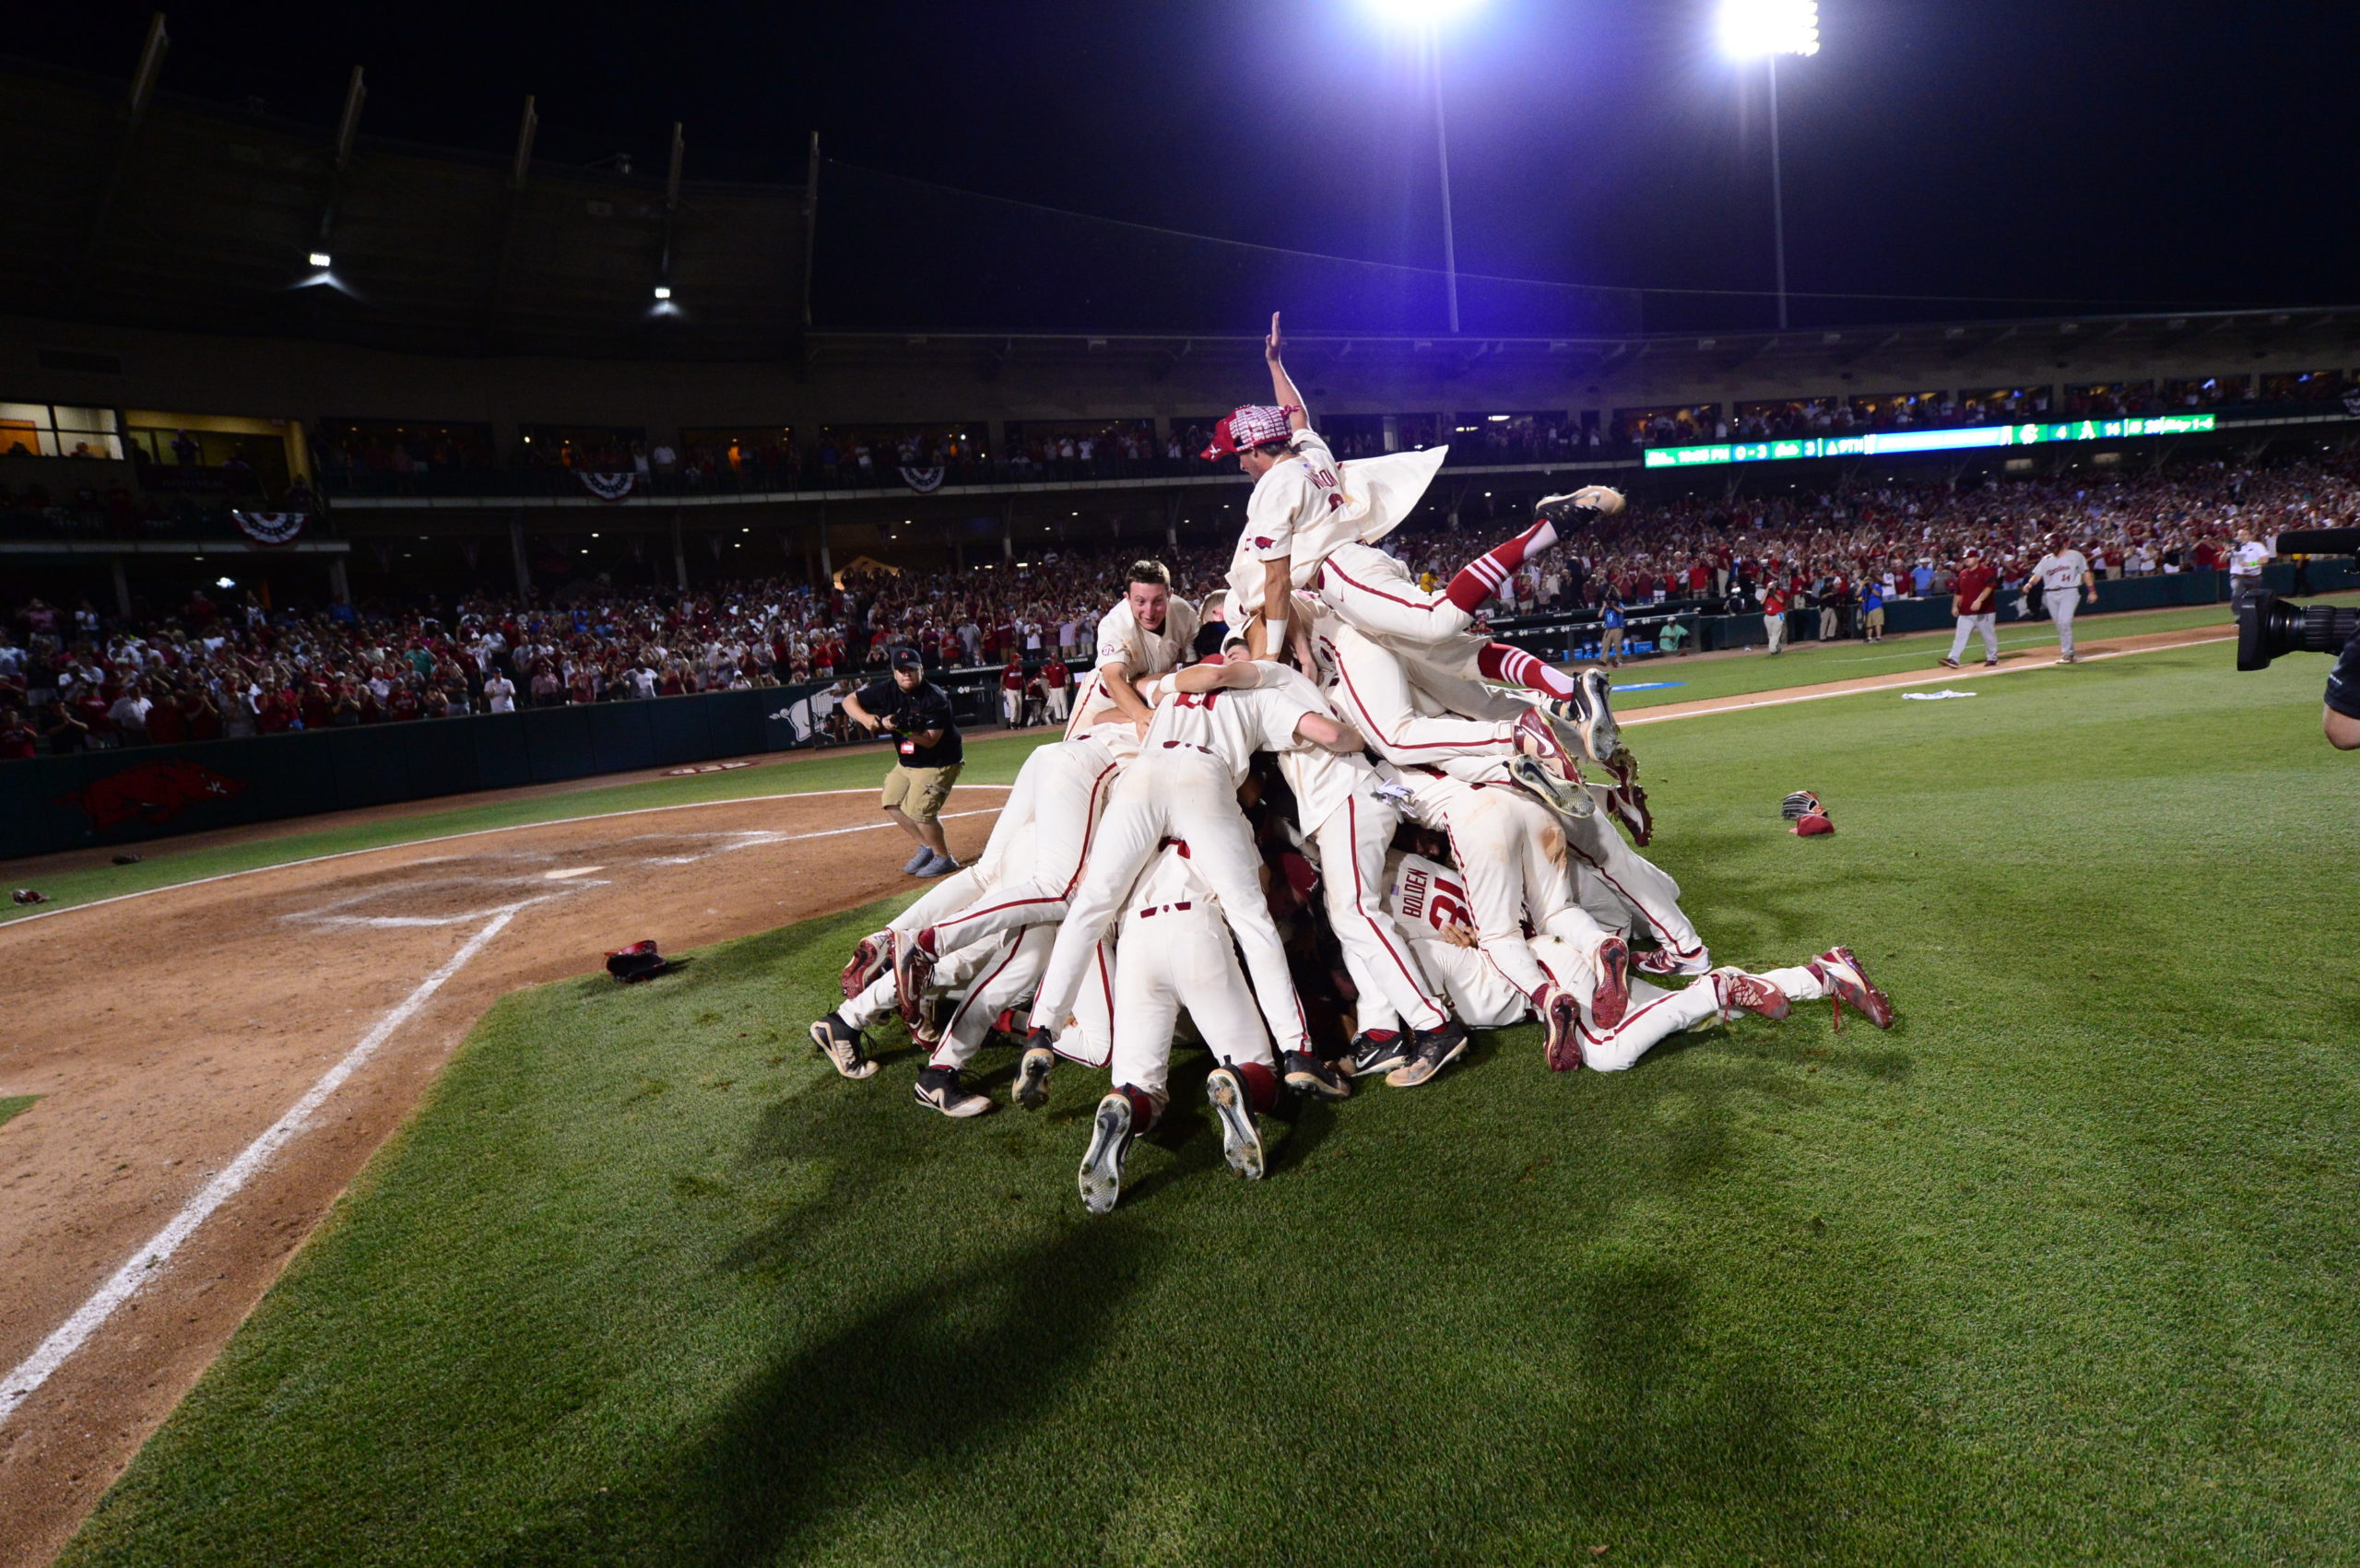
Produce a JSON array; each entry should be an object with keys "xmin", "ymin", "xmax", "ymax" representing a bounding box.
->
[{"xmin": 7, "ymin": 451, "xmax": 2358, "ymax": 760}]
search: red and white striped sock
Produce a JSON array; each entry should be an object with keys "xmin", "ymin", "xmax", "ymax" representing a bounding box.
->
[
  {"xmin": 1478, "ymin": 641, "xmax": 1577, "ymax": 700},
  {"xmin": 1444, "ymin": 518, "xmax": 1559, "ymax": 612}
]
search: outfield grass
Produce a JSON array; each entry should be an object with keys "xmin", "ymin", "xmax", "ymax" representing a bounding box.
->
[
  {"xmin": 0, "ymin": 730, "xmax": 1060, "ymax": 924},
  {"xmin": 57, "ymin": 640, "xmax": 2360, "ymax": 1565},
  {"xmin": 1601, "ymin": 596, "xmax": 2284, "ymax": 712}
]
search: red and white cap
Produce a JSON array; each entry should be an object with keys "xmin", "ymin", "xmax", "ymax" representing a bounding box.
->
[{"xmin": 1201, "ymin": 404, "xmax": 1298, "ymax": 459}]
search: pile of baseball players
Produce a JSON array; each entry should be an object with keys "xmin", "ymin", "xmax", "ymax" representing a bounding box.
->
[{"xmin": 808, "ymin": 314, "xmax": 1894, "ymax": 1216}]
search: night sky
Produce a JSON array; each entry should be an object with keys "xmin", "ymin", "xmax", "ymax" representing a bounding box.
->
[{"xmin": 19, "ymin": 1, "xmax": 2360, "ymax": 335}]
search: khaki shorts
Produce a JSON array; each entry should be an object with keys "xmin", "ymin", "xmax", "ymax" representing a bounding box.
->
[
  {"xmin": 881, "ymin": 761, "xmax": 960, "ymax": 822},
  {"xmin": 1865, "ymin": 607, "xmax": 1886, "ymax": 630}
]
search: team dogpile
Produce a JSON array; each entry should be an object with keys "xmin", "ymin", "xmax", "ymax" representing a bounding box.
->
[{"xmin": 808, "ymin": 315, "xmax": 1894, "ymax": 1215}]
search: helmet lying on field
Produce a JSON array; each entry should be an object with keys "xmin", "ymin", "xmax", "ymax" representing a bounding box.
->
[{"xmin": 606, "ymin": 939, "xmax": 678, "ymax": 983}]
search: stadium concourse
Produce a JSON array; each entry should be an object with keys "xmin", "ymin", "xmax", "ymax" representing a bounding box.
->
[{"xmin": 8, "ymin": 450, "xmax": 2360, "ymax": 761}]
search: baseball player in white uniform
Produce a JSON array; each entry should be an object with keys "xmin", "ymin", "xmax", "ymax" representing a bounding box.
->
[
  {"xmin": 1546, "ymin": 946, "xmax": 1893, "ymax": 1074},
  {"xmin": 2027, "ymin": 534, "xmax": 2099, "ymax": 663},
  {"xmin": 1021, "ymin": 653, "xmax": 1363, "ymax": 1106},
  {"xmin": 1076, "ymin": 843, "xmax": 1287, "ymax": 1214}
]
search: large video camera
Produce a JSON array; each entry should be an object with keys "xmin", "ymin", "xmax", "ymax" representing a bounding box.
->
[{"xmin": 2236, "ymin": 527, "xmax": 2360, "ymax": 670}]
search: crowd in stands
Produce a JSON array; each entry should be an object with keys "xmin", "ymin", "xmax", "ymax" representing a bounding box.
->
[{"xmin": 7, "ymin": 450, "xmax": 2359, "ymax": 760}]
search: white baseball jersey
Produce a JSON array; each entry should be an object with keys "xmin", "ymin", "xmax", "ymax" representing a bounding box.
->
[
  {"xmin": 1139, "ymin": 665, "xmax": 1325, "ymax": 789},
  {"xmin": 1093, "ymin": 596, "xmax": 1199, "ymax": 679},
  {"xmin": 2032, "ymin": 550, "xmax": 2089, "ymax": 592},
  {"xmin": 1224, "ymin": 438, "xmax": 1447, "ymax": 614}
]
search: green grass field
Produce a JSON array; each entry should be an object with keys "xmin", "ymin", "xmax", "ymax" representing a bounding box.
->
[
  {"xmin": 54, "ymin": 636, "xmax": 2360, "ymax": 1565},
  {"xmin": 0, "ymin": 1095, "xmax": 37, "ymax": 1132}
]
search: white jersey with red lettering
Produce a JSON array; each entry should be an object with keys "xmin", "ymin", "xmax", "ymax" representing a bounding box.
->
[
  {"xmin": 1139, "ymin": 664, "xmax": 1326, "ymax": 789},
  {"xmin": 1225, "ymin": 437, "xmax": 1449, "ymax": 615}
]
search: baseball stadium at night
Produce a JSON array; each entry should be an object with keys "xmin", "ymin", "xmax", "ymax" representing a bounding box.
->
[{"xmin": 4, "ymin": 3, "xmax": 2358, "ymax": 1563}]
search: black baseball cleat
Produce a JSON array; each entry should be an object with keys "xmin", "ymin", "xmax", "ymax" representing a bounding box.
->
[
  {"xmin": 1015, "ymin": 1028, "xmax": 1057, "ymax": 1110},
  {"xmin": 808, "ymin": 1013, "xmax": 879, "ymax": 1080},
  {"xmin": 1283, "ymin": 1050, "xmax": 1351, "ymax": 1102},
  {"xmin": 839, "ymin": 931, "xmax": 890, "ymax": 1000},
  {"xmin": 1552, "ymin": 666, "xmax": 1620, "ymax": 763},
  {"xmin": 1348, "ymin": 1030, "xmax": 1414, "ymax": 1079},
  {"xmin": 914, "ymin": 1064, "xmax": 993, "ymax": 1117},
  {"xmin": 1077, "ymin": 1091, "xmax": 1137, "ymax": 1215},
  {"xmin": 1204, "ymin": 1066, "xmax": 1267, "ymax": 1182},
  {"xmin": 891, "ymin": 929, "xmax": 935, "ymax": 1028},
  {"xmin": 1386, "ymin": 1022, "xmax": 1471, "ymax": 1088}
]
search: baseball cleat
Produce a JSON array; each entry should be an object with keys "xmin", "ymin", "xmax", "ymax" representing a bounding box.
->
[
  {"xmin": 1385, "ymin": 1025, "xmax": 1469, "ymax": 1088},
  {"xmin": 1077, "ymin": 1091, "xmax": 1136, "ymax": 1216},
  {"xmin": 914, "ymin": 1065, "xmax": 993, "ymax": 1117},
  {"xmin": 1540, "ymin": 985, "xmax": 1585, "ymax": 1071},
  {"xmin": 1015, "ymin": 1030, "xmax": 1057, "ymax": 1110},
  {"xmin": 1347, "ymin": 1030, "xmax": 1415, "ymax": 1079},
  {"xmin": 839, "ymin": 931, "xmax": 890, "ymax": 1000},
  {"xmin": 1591, "ymin": 936, "xmax": 1631, "ymax": 1030},
  {"xmin": 1283, "ymin": 1050, "xmax": 1351, "ymax": 1102},
  {"xmin": 1808, "ymin": 946, "xmax": 1894, "ymax": 1032},
  {"xmin": 1712, "ymin": 969, "xmax": 1792, "ymax": 1021},
  {"xmin": 1536, "ymin": 485, "xmax": 1625, "ymax": 526},
  {"xmin": 1634, "ymin": 945, "xmax": 1712, "ymax": 978},
  {"xmin": 1513, "ymin": 704, "xmax": 1589, "ymax": 784},
  {"xmin": 1983, "ymin": 658, "xmax": 2000, "ymax": 668},
  {"xmin": 1504, "ymin": 753, "xmax": 1596, "ymax": 821},
  {"xmin": 1204, "ymin": 1066, "xmax": 1267, "ymax": 1182},
  {"xmin": 891, "ymin": 929, "xmax": 935, "ymax": 1027},
  {"xmin": 1552, "ymin": 666, "xmax": 1620, "ymax": 763},
  {"xmin": 808, "ymin": 1013, "xmax": 879, "ymax": 1080},
  {"xmin": 910, "ymin": 998, "xmax": 949, "ymax": 1048},
  {"xmin": 1940, "ymin": 656, "xmax": 1962, "ymax": 669}
]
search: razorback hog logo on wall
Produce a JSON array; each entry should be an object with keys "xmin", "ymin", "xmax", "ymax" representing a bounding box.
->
[{"xmin": 62, "ymin": 760, "xmax": 249, "ymax": 831}]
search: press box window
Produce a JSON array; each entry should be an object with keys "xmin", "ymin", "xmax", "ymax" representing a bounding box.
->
[{"xmin": 0, "ymin": 403, "xmax": 124, "ymax": 459}]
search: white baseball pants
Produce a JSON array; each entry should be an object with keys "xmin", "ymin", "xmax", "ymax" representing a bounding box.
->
[
  {"xmin": 2047, "ymin": 592, "xmax": 2079, "ymax": 656},
  {"xmin": 933, "ymin": 924, "xmax": 1114, "ymax": 1070},
  {"xmin": 1318, "ymin": 620, "xmax": 1517, "ymax": 765},
  {"xmin": 1312, "ymin": 791, "xmax": 1450, "ymax": 1034},
  {"xmin": 928, "ymin": 737, "xmax": 1119, "ymax": 957},
  {"xmin": 1948, "ymin": 614, "xmax": 1999, "ymax": 662},
  {"xmin": 1570, "ymin": 963, "xmax": 1829, "ymax": 1072},
  {"xmin": 1109, "ymin": 901, "xmax": 1273, "ymax": 1100},
  {"xmin": 1560, "ymin": 811, "xmax": 1707, "ymax": 969},
  {"xmin": 1029, "ymin": 753, "xmax": 1308, "ymax": 1057},
  {"xmin": 1314, "ymin": 542, "xmax": 1477, "ymax": 647},
  {"xmin": 1045, "ymin": 687, "xmax": 1069, "ymax": 722}
]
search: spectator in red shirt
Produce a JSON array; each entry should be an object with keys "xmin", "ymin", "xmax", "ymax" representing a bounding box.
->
[
  {"xmin": 0, "ymin": 708, "xmax": 34, "ymax": 760},
  {"xmin": 1941, "ymin": 548, "xmax": 2002, "ymax": 669}
]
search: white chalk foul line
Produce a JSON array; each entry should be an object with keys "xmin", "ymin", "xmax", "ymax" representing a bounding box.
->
[
  {"xmin": 1621, "ymin": 634, "xmax": 2231, "ymax": 727},
  {"xmin": 0, "ymin": 904, "xmax": 520, "ymax": 1427}
]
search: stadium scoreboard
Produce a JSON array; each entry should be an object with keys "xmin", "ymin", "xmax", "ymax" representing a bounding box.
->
[{"xmin": 1640, "ymin": 413, "xmax": 2217, "ymax": 469}]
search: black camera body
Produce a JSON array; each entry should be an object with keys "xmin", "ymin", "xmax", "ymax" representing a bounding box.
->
[{"xmin": 2236, "ymin": 527, "xmax": 2360, "ymax": 671}]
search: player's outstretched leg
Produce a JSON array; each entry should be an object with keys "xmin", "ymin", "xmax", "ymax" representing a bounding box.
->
[
  {"xmin": 1205, "ymin": 1062, "xmax": 1276, "ymax": 1182},
  {"xmin": 1444, "ymin": 488, "xmax": 1623, "ymax": 617}
]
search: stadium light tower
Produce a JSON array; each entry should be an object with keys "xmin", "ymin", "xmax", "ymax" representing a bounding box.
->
[
  {"xmin": 1718, "ymin": 0, "xmax": 1819, "ymax": 330},
  {"xmin": 1369, "ymin": 0, "xmax": 1483, "ymax": 334}
]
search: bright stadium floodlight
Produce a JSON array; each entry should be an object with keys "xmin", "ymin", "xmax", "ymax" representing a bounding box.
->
[
  {"xmin": 1717, "ymin": 0, "xmax": 1818, "ymax": 329},
  {"xmin": 1717, "ymin": 0, "xmax": 1818, "ymax": 58},
  {"xmin": 653, "ymin": 284, "xmax": 672, "ymax": 301},
  {"xmin": 308, "ymin": 251, "xmax": 333, "ymax": 269},
  {"xmin": 1367, "ymin": 0, "xmax": 1483, "ymax": 333}
]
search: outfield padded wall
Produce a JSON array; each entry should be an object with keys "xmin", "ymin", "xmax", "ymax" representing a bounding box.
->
[{"xmin": 0, "ymin": 684, "xmax": 838, "ymax": 860}]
